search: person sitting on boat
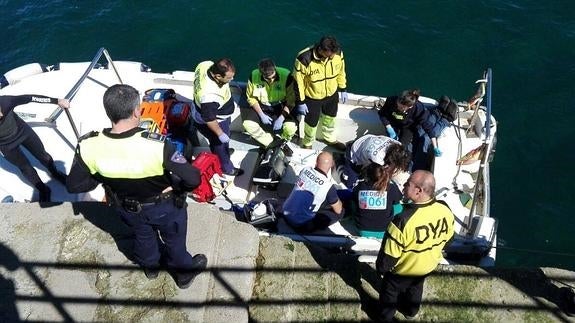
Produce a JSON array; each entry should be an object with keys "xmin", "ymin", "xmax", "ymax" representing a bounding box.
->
[
  {"xmin": 341, "ymin": 134, "xmax": 408, "ymax": 189},
  {"xmin": 293, "ymin": 35, "xmax": 347, "ymax": 151},
  {"xmin": 243, "ymin": 58, "xmax": 297, "ymax": 149},
  {"xmin": 0, "ymin": 94, "xmax": 70, "ymax": 202},
  {"xmin": 377, "ymin": 89, "xmax": 441, "ymax": 170},
  {"xmin": 352, "ymin": 152, "xmax": 409, "ymax": 239},
  {"xmin": 376, "ymin": 170, "xmax": 454, "ymax": 321},
  {"xmin": 282, "ymin": 151, "xmax": 344, "ymax": 233},
  {"xmin": 66, "ymin": 84, "xmax": 207, "ymax": 289},
  {"xmin": 191, "ymin": 58, "xmax": 243, "ymax": 177}
]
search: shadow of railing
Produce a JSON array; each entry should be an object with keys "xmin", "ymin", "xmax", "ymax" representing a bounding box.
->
[
  {"xmin": 302, "ymin": 242, "xmax": 575, "ymax": 322},
  {"xmin": 1, "ymin": 245, "xmax": 575, "ymax": 322}
]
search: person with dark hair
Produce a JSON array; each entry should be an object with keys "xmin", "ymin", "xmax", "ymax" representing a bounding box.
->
[
  {"xmin": 293, "ymin": 35, "xmax": 347, "ymax": 150},
  {"xmin": 66, "ymin": 84, "xmax": 207, "ymax": 289},
  {"xmin": 191, "ymin": 58, "xmax": 243, "ymax": 176},
  {"xmin": 282, "ymin": 151, "xmax": 343, "ymax": 232},
  {"xmin": 378, "ymin": 89, "xmax": 442, "ymax": 162},
  {"xmin": 0, "ymin": 95, "xmax": 70, "ymax": 202},
  {"xmin": 351, "ymin": 143, "xmax": 410, "ymax": 238},
  {"xmin": 341, "ymin": 134, "xmax": 409, "ymax": 189},
  {"xmin": 243, "ymin": 58, "xmax": 297, "ymax": 148},
  {"xmin": 376, "ymin": 170, "xmax": 454, "ymax": 321}
]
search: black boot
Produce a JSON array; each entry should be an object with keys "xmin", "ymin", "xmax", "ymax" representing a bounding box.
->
[
  {"xmin": 35, "ymin": 184, "xmax": 51, "ymax": 202},
  {"xmin": 174, "ymin": 254, "xmax": 207, "ymax": 289}
]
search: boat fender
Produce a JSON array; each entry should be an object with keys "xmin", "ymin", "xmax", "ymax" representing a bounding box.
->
[{"xmin": 2, "ymin": 63, "xmax": 48, "ymax": 88}]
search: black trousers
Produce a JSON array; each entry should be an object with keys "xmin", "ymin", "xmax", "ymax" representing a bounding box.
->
[
  {"xmin": 303, "ymin": 92, "xmax": 339, "ymax": 127},
  {"xmin": 379, "ymin": 272, "xmax": 426, "ymax": 322},
  {"xmin": 0, "ymin": 130, "xmax": 56, "ymax": 189}
]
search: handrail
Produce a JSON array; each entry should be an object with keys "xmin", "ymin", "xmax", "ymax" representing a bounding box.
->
[
  {"xmin": 465, "ymin": 68, "xmax": 494, "ymax": 235},
  {"xmin": 484, "ymin": 68, "xmax": 492, "ymax": 139},
  {"xmin": 45, "ymin": 47, "xmax": 123, "ymax": 139}
]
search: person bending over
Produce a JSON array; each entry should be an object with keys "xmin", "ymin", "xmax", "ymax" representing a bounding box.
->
[
  {"xmin": 0, "ymin": 95, "xmax": 70, "ymax": 202},
  {"xmin": 282, "ymin": 151, "xmax": 343, "ymax": 232}
]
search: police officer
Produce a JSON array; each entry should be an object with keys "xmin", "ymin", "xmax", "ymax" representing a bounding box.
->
[
  {"xmin": 191, "ymin": 58, "xmax": 243, "ymax": 177},
  {"xmin": 66, "ymin": 84, "xmax": 207, "ymax": 289},
  {"xmin": 282, "ymin": 151, "xmax": 343, "ymax": 232},
  {"xmin": 243, "ymin": 58, "xmax": 297, "ymax": 148},
  {"xmin": 0, "ymin": 95, "xmax": 70, "ymax": 202},
  {"xmin": 376, "ymin": 170, "xmax": 454, "ymax": 321},
  {"xmin": 293, "ymin": 35, "xmax": 348, "ymax": 150}
]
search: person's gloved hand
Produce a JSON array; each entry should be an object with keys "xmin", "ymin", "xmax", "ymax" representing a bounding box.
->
[
  {"xmin": 386, "ymin": 126, "xmax": 398, "ymax": 140},
  {"xmin": 297, "ymin": 103, "xmax": 308, "ymax": 116},
  {"xmin": 273, "ymin": 115, "xmax": 285, "ymax": 131},
  {"xmin": 218, "ymin": 133, "xmax": 230, "ymax": 144},
  {"xmin": 258, "ymin": 111, "xmax": 273, "ymax": 125},
  {"xmin": 339, "ymin": 91, "xmax": 348, "ymax": 104},
  {"xmin": 434, "ymin": 147, "xmax": 442, "ymax": 157}
]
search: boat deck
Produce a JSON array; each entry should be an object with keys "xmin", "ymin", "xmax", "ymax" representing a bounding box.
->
[{"xmin": 0, "ymin": 59, "xmax": 497, "ymax": 266}]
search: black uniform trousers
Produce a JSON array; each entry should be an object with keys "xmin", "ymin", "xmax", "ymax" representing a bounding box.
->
[
  {"xmin": 117, "ymin": 197, "xmax": 195, "ymax": 276},
  {"xmin": 379, "ymin": 272, "xmax": 426, "ymax": 322}
]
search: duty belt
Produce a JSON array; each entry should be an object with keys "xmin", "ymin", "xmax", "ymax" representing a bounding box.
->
[{"xmin": 120, "ymin": 192, "xmax": 175, "ymax": 213}]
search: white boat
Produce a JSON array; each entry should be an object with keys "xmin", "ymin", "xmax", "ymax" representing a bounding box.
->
[{"xmin": 0, "ymin": 48, "xmax": 497, "ymax": 266}]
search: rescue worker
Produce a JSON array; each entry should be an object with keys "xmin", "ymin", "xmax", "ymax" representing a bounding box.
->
[
  {"xmin": 341, "ymin": 134, "xmax": 408, "ymax": 189},
  {"xmin": 375, "ymin": 170, "xmax": 454, "ymax": 321},
  {"xmin": 282, "ymin": 151, "xmax": 343, "ymax": 232},
  {"xmin": 378, "ymin": 89, "xmax": 442, "ymax": 170},
  {"xmin": 293, "ymin": 35, "xmax": 347, "ymax": 150},
  {"xmin": 243, "ymin": 58, "xmax": 297, "ymax": 148},
  {"xmin": 351, "ymin": 141, "xmax": 410, "ymax": 238},
  {"xmin": 66, "ymin": 84, "xmax": 207, "ymax": 289},
  {"xmin": 0, "ymin": 95, "xmax": 70, "ymax": 202},
  {"xmin": 192, "ymin": 58, "xmax": 243, "ymax": 176}
]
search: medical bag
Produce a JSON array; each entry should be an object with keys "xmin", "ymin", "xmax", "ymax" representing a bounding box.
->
[{"xmin": 190, "ymin": 152, "xmax": 223, "ymax": 203}]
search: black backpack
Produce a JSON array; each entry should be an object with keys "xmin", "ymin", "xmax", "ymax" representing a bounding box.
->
[{"xmin": 436, "ymin": 95, "xmax": 458, "ymax": 122}]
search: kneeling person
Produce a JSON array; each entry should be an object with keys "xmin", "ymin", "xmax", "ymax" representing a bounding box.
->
[
  {"xmin": 282, "ymin": 152, "xmax": 343, "ymax": 232},
  {"xmin": 243, "ymin": 58, "xmax": 297, "ymax": 148},
  {"xmin": 352, "ymin": 146, "xmax": 409, "ymax": 238}
]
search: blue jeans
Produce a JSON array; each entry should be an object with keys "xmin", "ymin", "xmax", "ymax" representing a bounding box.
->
[{"xmin": 194, "ymin": 117, "xmax": 234, "ymax": 173}]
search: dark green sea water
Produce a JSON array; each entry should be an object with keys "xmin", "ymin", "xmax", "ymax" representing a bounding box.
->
[{"xmin": 2, "ymin": 1, "xmax": 574, "ymax": 269}]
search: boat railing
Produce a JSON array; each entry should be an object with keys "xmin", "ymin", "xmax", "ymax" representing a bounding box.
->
[
  {"xmin": 46, "ymin": 47, "xmax": 123, "ymax": 139},
  {"xmin": 465, "ymin": 68, "xmax": 495, "ymax": 234}
]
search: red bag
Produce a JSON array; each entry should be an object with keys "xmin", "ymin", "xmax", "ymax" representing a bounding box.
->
[
  {"xmin": 166, "ymin": 101, "xmax": 191, "ymax": 128},
  {"xmin": 191, "ymin": 152, "xmax": 223, "ymax": 202}
]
